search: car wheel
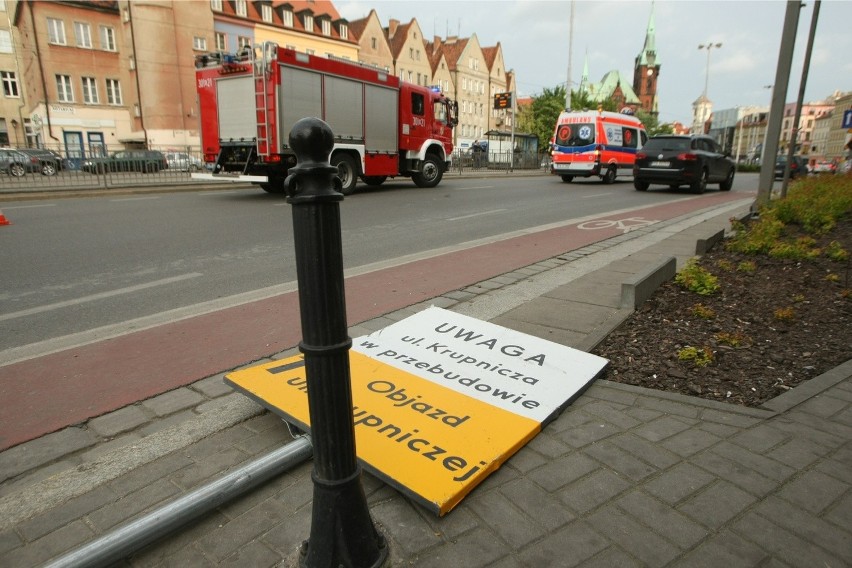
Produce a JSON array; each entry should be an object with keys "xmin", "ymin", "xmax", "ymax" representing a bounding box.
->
[
  {"xmin": 634, "ymin": 180, "xmax": 649, "ymax": 191},
  {"xmin": 690, "ymin": 169, "xmax": 708, "ymax": 194},
  {"xmin": 41, "ymin": 162, "xmax": 57, "ymax": 176},
  {"xmin": 412, "ymin": 153, "xmax": 443, "ymax": 188},
  {"xmin": 362, "ymin": 176, "xmax": 387, "ymax": 186},
  {"xmin": 601, "ymin": 165, "xmax": 617, "ymax": 184},
  {"xmin": 560, "ymin": 175, "xmax": 573, "ymax": 183},
  {"xmin": 669, "ymin": 184, "xmax": 679, "ymax": 190},
  {"xmin": 9, "ymin": 163, "xmax": 25, "ymax": 177},
  {"xmin": 719, "ymin": 168, "xmax": 735, "ymax": 191},
  {"xmin": 332, "ymin": 153, "xmax": 359, "ymax": 195}
]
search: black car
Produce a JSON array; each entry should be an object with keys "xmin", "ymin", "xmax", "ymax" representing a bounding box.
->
[
  {"xmin": 81, "ymin": 150, "xmax": 168, "ymax": 174},
  {"xmin": 633, "ymin": 135, "xmax": 736, "ymax": 194},
  {"xmin": 774, "ymin": 155, "xmax": 807, "ymax": 180},
  {"xmin": 16, "ymin": 147, "xmax": 64, "ymax": 176}
]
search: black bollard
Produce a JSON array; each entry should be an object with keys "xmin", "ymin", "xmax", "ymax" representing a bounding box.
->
[{"xmin": 284, "ymin": 117, "xmax": 388, "ymax": 568}]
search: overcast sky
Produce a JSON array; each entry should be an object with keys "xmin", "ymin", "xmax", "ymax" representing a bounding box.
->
[{"xmin": 336, "ymin": 0, "xmax": 851, "ymax": 126}]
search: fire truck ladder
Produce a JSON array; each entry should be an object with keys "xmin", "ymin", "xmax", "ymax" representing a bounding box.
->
[{"xmin": 253, "ymin": 42, "xmax": 278, "ymax": 160}]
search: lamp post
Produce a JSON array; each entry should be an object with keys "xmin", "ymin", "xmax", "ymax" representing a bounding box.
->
[{"xmin": 698, "ymin": 42, "xmax": 722, "ymax": 98}]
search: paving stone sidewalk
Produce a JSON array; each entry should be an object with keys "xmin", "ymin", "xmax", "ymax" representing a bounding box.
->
[{"xmin": 1, "ymin": 200, "xmax": 849, "ymax": 567}]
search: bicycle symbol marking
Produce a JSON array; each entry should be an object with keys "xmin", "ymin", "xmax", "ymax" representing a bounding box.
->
[{"xmin": 577, "ymin": 217, "xmax": 660, "ymax": 234}]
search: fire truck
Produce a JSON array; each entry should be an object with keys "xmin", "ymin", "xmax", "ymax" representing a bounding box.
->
[{"xmin": 193, "ymin": 42, "xmax": 458, "ymax": 195}]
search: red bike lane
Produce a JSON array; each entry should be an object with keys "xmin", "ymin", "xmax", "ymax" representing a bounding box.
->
[{"xmin": 0, "ymin": 192, "xmax": 750, "ymax": 450}]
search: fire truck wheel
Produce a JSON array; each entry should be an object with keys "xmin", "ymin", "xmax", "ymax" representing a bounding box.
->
[
  {"xmin": 332, "ymin": 153, "xmax": 358, "ymax": 195},
  {"xmin": 362, "ymin": 176, "xmax": 387, "ymax": 187},
  {"xmin": 413, "ymin": 154, "xmax": 443, "ymax": 188},
  {"xmin": 560, "ymin": 175, "xmax": 574, "ymax": 183},
  {"xmin": 601, "ymin": 165, "xmax": 616, "ymax": 184}
]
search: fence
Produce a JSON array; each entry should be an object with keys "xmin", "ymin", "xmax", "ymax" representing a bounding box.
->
[
  {"xmin": 449, "ymin": 149, "xmax": 551, "ymax": 174},
  {"xmin": 0, "ymin": 145, "xmax": 553, "ymax": 193}
]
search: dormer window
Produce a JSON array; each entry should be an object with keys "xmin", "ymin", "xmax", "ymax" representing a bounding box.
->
[
  {"xmin": 210, "ymin": 0, "xmax": 222, "ymax": 10},
  {"xmin": 282, "ymin": 9, "xmax": 293, "ymax": 27},
  {"xmin": 261, "ymin": 4, "xmax": 272, "ymax": 23},
  {"xmin": 339, "ymin": 23, "xmax": 348, "ymax": 40},
  {"xmin": 235, "ymin": 0, "xmax": 247, "ymax": 17},
  {"xmin": 303, "ymin": 14, "xmax": 313, "ymax": 31},
  {"xmin": 321, "ymin": 19, "xmax": 330, "ymax": 36}
]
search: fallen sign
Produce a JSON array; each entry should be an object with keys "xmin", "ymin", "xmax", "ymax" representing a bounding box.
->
[{"xmin": 226, "ymin": 306, "xmax": 608, "ymax": 515}]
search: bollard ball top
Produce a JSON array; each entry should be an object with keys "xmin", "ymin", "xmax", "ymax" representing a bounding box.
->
[{"xmin": 289, "ymin": 117, "xmax": 334, "ymax": 167}]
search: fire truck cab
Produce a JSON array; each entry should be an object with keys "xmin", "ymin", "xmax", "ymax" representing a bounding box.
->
[
  {"xmin": 194, "ymin": 42, "xmax": 458, "ymax": 195},
  {"xmin": 550, "ymin": 108, "xmax": 647, "ymax": 184}
]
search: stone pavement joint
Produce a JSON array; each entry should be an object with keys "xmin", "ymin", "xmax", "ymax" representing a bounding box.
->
[{"xmin": 1, "ymin": 197, "xmax": 850, "ymax": 567}]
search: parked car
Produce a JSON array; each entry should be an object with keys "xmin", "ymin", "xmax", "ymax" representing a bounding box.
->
[
  {"xmin": 164, "ymin": 151, "xmax": 204, "ymax": 172},
  {"xmin": 633, "ymin": 135, "xmax": 736, "ymax": 194},
  {"xmin": 16, "ymin": 147, "xmax": 64, "ymax": 176},
  {"xmin": 774, "ymin": 155, "xmax": 807, "ymax": 180},
  {"xmin": 81, "ymin": 150, "xmax": 168, "ymax": 174},
  {"xmin": 0, "ymin": 148, "xmax": 40, "ymax": 177},
  {"xmin": 811, "ymin": 160, "xmax": 837, "ymax": 175}
]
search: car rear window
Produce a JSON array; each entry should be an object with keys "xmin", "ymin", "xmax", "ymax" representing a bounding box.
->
[
  {"xmin": 555, "ymin": 122, "xmax": 595, "ymax": 146},
  {"xmin": 643, "ymin": 138, "xmax": 690, "ymax": 152}
]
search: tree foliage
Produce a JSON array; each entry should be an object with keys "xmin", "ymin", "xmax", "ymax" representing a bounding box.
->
[{"xmin": 635, "ymin": 109, "xmax": 673, "ymax": 137}]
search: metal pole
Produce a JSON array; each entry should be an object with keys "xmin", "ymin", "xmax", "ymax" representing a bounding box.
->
[
  {"xmin": 754, "ymin": 0, "xmax": 802, "ymax": 211},
  {"xmin": 781, "ymin": 0, "xmax": 821, "ymax": 198},
  {"xmin": 44, "ymin": 437, "xmax": 313, "ymax": 568},
  {"xmin": 285, "ymin": 117, "xmax": 388, "ymax": 568}
]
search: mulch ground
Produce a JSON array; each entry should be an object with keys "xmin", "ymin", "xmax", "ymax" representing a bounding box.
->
[{"xmin": 593, "ymin": 216, "xmax": 851, "ymax": 407}]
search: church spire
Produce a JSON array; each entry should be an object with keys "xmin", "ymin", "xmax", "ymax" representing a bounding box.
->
[{"xmin": 638, "ymin": 1, "xmax": 659, "ymax": 67}]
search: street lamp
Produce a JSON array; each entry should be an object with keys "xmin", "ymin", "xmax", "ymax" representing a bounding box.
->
[{"xmin": 698, "ymin": 42, "xmax": 722, "ymax": 97}]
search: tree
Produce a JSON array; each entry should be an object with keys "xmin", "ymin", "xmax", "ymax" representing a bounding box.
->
[{"xmin": 635, "ymin": 109, "xmax": 673, "ymax": 137}]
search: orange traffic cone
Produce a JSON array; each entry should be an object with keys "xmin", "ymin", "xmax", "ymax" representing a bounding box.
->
[{"xmin": 0, "ymin": 209, "xmax": 10, "ymax": 226}]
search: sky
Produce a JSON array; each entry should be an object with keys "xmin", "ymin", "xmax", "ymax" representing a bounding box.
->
[{"xmin": 336, "ymin": 0, "xmax": 852, "ymax": 126}]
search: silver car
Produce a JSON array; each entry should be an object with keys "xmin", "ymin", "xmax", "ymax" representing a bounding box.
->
[
  {"xmin": 0, "ymin": 148, "xmax": 40, "ymax": 177},
  {"xmin": 165, "ymin": 152, "xmax": 204, "ymax": 172}
]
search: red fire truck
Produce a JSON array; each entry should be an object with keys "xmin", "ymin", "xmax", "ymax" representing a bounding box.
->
[{"xmin": 193, "ymin": 42, "xmax": 458, "ymax": 195}]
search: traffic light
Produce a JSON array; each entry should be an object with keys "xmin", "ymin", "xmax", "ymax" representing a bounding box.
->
[{"xmin": 494, "ymin": 92, "xmax": 511, "ymax": 110}]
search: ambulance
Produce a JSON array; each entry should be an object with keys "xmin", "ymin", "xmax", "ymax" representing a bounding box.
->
[{"xmin": 550, "ymin": 108, "xmax": 647, "ymax": 184}]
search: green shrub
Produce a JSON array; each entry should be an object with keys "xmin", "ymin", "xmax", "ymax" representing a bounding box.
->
[{"xmin": 675, "ymin": 259, "xmax": 720, "ymax": 295}]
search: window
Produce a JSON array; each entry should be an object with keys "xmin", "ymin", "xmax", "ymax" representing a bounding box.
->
[
  {"xmin": 0, "ymin": 119, "xmax": 8, "ymax": 146},
  {"xmin": 210, "ymin": 0, "xmax": 222, "ymax": 10},
  {"xmin": 370, "ymin": 37, "xmax": 376, "ymax": 50},
  {"xmin": 340, "ymin": 24, "xmax": 348, "ymax": 40},
  {"xmin": 235, "ymin": 0, "xmax": 246, "ymax": 17},
  {"xmin": 56, "ymin": 74, "xmax": 73, "ymax": 102},
  {"xmin": 283, "ymin": 9, "xmax": 293, "ymax": 27},
  {"xmin": 303, "ymin": 14, "xmax": 313, "ymax": 31},
  {"xmin": 215, "ymin": 32, "xmax": 226, "ymax": 51},
  {"xmin": 322, "ymin": 19, "xmax": 330, "ymax": 35},
  {"xmin": 0, "ymin": 30, "xmax": 11, "ymax": 53},
  {"xmin": 411, "ymin": 92, "xmax": 424, "ymax": 116},
  {"xmin": 82, "ymin": 76, "xmax": 98, "ymax": 104},
  {"xmin": 106, "ymin": 78, "xmax": 122, "ymax": 105},
  {"xmin": 238, "ymin": 36, "xmax": 251, "ymax": 49},
  {"xmin": 261, "ymin": 4, "xmax": 272, "ymax": 22},
  {"xmin": 193, "ymin": 36, "xmax": 207, "ymax": 50},
  {"xmin": 99, "ymin": 26, "xmax": 116, "ymax": 51},
  {"xmin": 74, "ymin": 22, "xmax": 92, "ymax": 48},
  {"xmin": 47, "ymin": 18, "xmax": 66, "ymax": 45},
  {"xmin": 1, "ymin": 71, "xmax": 19, "ymax": 97}
]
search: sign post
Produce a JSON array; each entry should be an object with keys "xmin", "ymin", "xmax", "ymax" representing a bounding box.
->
[{"xmin": 284, "ymin": 117, "xmax": 388, "ymax": 568}]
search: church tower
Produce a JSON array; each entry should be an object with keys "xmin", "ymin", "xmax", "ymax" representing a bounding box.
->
[{"xmin": 633, "ymin": 2, "xmax": 660, "ymax": 116}]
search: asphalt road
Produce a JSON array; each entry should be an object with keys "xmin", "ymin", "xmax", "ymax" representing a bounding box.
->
[{"xmin": 0, "ymin": 172, "xmax": 758, "ymax": 360}]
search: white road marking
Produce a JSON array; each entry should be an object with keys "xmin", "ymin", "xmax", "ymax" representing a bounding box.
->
[
  {"xmin": 0, "ymin": 273, "xmax": 204, "ymax": 322},
  {"xmin": 2, "ymin": 203, "xmax": 57, "ymax": 209},
  {"xmin": 448, "ymin": 208, "xmax": 507, "ymax": 221},
  {"xmin": 110, "ymin": 196, "xmax": 161, "ymax": 202}
]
